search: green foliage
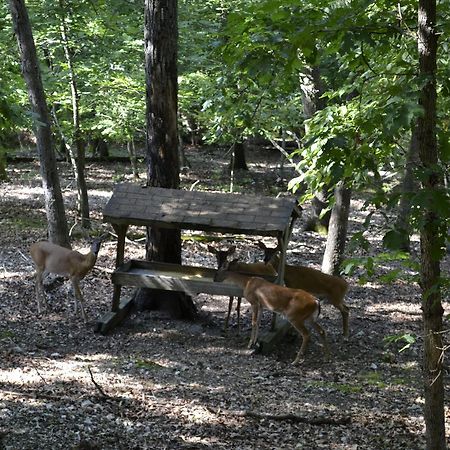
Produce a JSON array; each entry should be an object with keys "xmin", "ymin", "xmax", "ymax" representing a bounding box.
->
[
  {"xmin": 384, "ymin": 333, "xmax": 416, "ymax": 353},
  {"xmin": 343, "ymin": 251, "xmax": 417, "ymax": 285}
]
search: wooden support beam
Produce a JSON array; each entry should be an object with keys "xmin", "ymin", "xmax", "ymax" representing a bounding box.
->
[
  {"xmin": 256, "ymin": 317, "xmax": 293, "ymax": 355},
  {"xmin": 95, "ymin": 295, "xmax": 135, "ymax": 335},
  {"xmin": 111, "ymin": 224, "xmax": 128, "ymax": 312}
]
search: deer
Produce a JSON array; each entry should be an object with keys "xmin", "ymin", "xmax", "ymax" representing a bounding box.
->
[
  {"xmin": 214, "ymin": 256, "xmax": 330, "ymax": 364},
  {"xmin": 30, "ymin": 235, "xmax": 106, "ymax": 323},
  {"xmin": 208, "ymin": 244, "xmax": 277, "ymax": 333},
  {"xmin": 258, "ymin": 241, "xmax": 350, "ymax": 337}
]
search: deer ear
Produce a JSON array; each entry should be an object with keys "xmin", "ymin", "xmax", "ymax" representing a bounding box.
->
[
  {"xmin": 227, "ymin": 245, "xmax": 236, "ymax": 255},
  {"xmin": 257, "ymin": 241, "xmax": 267, "ymax": 250}
]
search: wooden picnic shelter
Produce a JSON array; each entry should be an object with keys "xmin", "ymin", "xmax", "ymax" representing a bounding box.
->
[{"xmin": 97, "ymin": 183, "xmax": 300, "ymax": 351}]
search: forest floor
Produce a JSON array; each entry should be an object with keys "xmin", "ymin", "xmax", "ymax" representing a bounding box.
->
[{"xmin": 0, "ymin": 145, "xmax": 448, "ymax": 450}]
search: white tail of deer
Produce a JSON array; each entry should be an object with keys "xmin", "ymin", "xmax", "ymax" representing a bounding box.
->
[
  {"xmin": 259, "ymin": 242, "xmax": 350, "ymax": 337},
  {"xmin": 208, "ymin": 244, "xmax": 276, "ymax": 333},
  {"xmin": 214, "ymin": 257, "xmax": 329, "ymax": 364},
  {"xmin": 30, "ymin": 235, "xmax": 106, "ymax": 322}
]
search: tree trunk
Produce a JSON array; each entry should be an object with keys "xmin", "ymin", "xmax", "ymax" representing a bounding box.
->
[
  {"xmin": 139, "ymin": 0, "xmax": 195, "ymax": 319},
  {"xmin": 93, "ymin": 138, "xmax": 109, "ymax": 159},
  {"xmin": 393, "ymin": 126, "xmax": 420, "ymax": 252},
  {"xmin": 9, "ymin": 0, "xmax": 70, "ymax": 248},
  {"xmin": 59, "ymin": 0, "xmax": 90, "ymax": 229},
  {"xmin": 230, "ymin": 141, "xmax": 248, "ymax": 171},
  {"xmin": 127, "ymin": 140, "xmax": 140, "ymax": 179},
  {"xmin": 300, "ymin": 65, "xmax": 331, "ymax": 232},
  {"xmin": 321, "ymin": 181, "xmax": 351, "ymax": 276},
  {"xmin": 417, "ymin": 0, "xmax": 446, "ymax": 448}
]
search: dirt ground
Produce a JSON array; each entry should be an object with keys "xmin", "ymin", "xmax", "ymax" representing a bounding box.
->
[{"xmin": 0, "ymin": 146, "xmax": 448, "ymax": 449}]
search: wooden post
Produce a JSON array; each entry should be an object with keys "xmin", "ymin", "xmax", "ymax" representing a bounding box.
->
[{"xmin": 111, "ymin": 224, "xmax": 127, "ymax": 311}]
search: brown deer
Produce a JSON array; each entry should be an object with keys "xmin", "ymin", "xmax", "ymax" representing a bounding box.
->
[
  {"xmin": 208, "ymin": 244, "xmax": 276, "ymax": 332},
  {"xmin": 214, "ymin": 257, "xmax": 329, "ymax": 364},
  {"xmin": 258, "ymin": 242, "xmax": 350, "ymax": 336},
  {"xmin": 30, "ymin": 236, "xmax": 106, "ymax": 322}
]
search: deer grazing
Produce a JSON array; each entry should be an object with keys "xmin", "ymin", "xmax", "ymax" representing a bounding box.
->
[
  {"xmin": 214, "ymin": 256, "xmax": 330, "ymax": 364},
  {"xmin": 30, "ymin": 235, "xmax": 106, "ymax": 322},
  {"xmin": 208, "ymin": 244, "xmax": 277, "ymax": 332},
  {"xmin": 258, "ymin": 242, "xmax": 350, "ymax": 337}
]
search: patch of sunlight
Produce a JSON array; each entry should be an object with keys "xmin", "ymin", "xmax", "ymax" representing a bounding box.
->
[
  {"xmin": 0, "ymin": 354, "xmax": 115, "ymax": 386},
  {"xmin": 3, "ymin": 185, "xmax": 42, "ymax": 200},
  {"xmin": 0, "ymin": 270, "xmax": 25, "ymax": 279},
  {"xmin": 365, "ymin": 303, "xmax": 421, "ymax": 314},
  {"xmin": 88, "ymin": 189, "xmax": 112, "ymax": 198},
  {"xmin": 179, "ymin": 404, "xmax": 218, "ymax": 425},
  {"xmin": 0, "ymin": 368, "xmax": 41, "ymax": 385},
  {"xmin": 181, "ymin": 436, "xmax": 224, "ymax": 446}
]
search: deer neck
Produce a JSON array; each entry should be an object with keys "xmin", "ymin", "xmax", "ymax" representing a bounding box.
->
[
  {"xmin": 80, "ymin": 252, "xmax": 97, "ymax": 272},
  {"xmin": 222, "ymin": 270, "xmax": 251, "ymax": 289},
  {"xmin": 269, "ymin": 253, "xmax": 280, "ymax": 269}
]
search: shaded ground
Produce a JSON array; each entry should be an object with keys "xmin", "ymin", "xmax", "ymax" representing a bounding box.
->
[{"xmin": 0, "ymin": 145, "xmax": 448, "ymax": 449}]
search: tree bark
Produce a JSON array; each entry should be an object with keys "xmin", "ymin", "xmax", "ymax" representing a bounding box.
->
[
  {"xmin": 9, "ymin": 0, "xmax": 70, "ymax": 248},
  {"xmin": 127, "ymin": 140, "xmax": 140, "ymax": 179},
  {"xmin": 230, "ymin": 141, "xmax": 248, "ymax": 171},
  {"xmin": 393, "ymin": 126, "xmax": 420, "ymax": 252},
  {"xmin": 321, "ymin": 181, "xmax": 351, "ymax": 276},
  {"xmin": 140, "ymin": 0, "xmax": 195, "ymax": 319},
  {"xmin": 59, "ymin": 0, "xmax": 90, "ymax": 229},
  {"xmin": 300, "ymin": 65, "xmax": 331, "ymax": 232},
  {"xmin": 417, "ymin": 0, "xmax": 446, "ymax": 448}
]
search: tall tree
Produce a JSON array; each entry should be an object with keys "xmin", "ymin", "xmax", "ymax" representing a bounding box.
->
[
  {"xmin": 301, "ymin": 64, "xmax": 331, "ymax": 232},
  {"xmin": 58, "ymin": 0, "xmax": 90, "ymax": 228},
  {"xmin": 9, "ymin": 0, "xmax": 70, "ymax": 248},
  {"xmin": 416, "ymin": 0, "xmax": 447, "ymax": 448},
  {"xmin": 140, "ymin": 0, "xmax": 195, "ymax": 318},
  {"xmin": 321, "ymin": 181, "xmax": 351, "ymax": 276},
  {"xmin": 392, "ymin": 126, "xmax": 420, "ymax": 252}
]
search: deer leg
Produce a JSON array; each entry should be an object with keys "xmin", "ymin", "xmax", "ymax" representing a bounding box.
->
[
  {"xmin": 334, "ymin": 302, "xmax": 349, "ymax": 337},
  {"xmin": 71, "ymin": 277, "xmax": 87, "ymax": 323},
  {"xmin": 236, "ymin": 296, "xmax": 241, "ymax": 334},
  {"xmin": 312, "ymin": 322, "xmax": 330, "ymax": 359},
  {"xmin": 248, "ymin": 303, "xmax": 262, "ymax": 348},
  {"xmin": 224, "ymin": 296, "xmax": 234, "ymax": 332},
  {"xmin": 35, "ymin": 269, "xmax": 44, "ymax": 313},
  {"xmin": 290, "ymin": 322, "xmax": 310, "ymax": 365},
  {"xmin": 340, "ymin": 303, "xmax": 350, "ymax": 337},
  {"xmin": 330, "ymin": 295, "xmax": 350, "ymax": 337}
]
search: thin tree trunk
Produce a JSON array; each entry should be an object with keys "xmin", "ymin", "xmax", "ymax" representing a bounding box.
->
[
  {"xmin": 59, "ymin": 0, "xmax": 90, "ymax": 229},
  {"xmin": 321, "ymin": 181, "xmax": 351, "ymax": 276},
  {"xmin": 417, "ymin": 0, "xmax": 446, "ymax": 448},
  {"xmin": 300, "ymin": 65, "xmax": 331, "ymax": 232},
  {"xmin": 139, "ymin": 0, "xmax": 195, "ymax": 319},
  {"xmin": 393, "ymin": 126, "xmax": 420, "ymax": 251},
  {"xmin": 127, "ymin": 140, "xmax": 140, "ymax": 179},
  {"xmin": 9, "ymin": 0, "xmax": 70, "ymax": 248}
]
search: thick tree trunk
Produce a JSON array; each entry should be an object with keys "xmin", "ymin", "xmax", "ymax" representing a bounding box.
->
[
  {"xmin": 59, "ymin": 0, "xmax": 90, "ymax": 229},
  {"xmin": 230, "ymin": 141, "xmax": 248, "ymax": 171},
  {"xmin": 321, "ymin": 181, "xmax": 351, "ymax": 276},
  {"xmin": 9, "ymin": 0, "xmax": 70, "ymax": 248},
  {"xmin": 140, "ymin": 0, "xmax": 195, "ymax": 319},
  {"xmin": 417, "ymin": 0, "xmax": 446, "ymax": 448}
]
